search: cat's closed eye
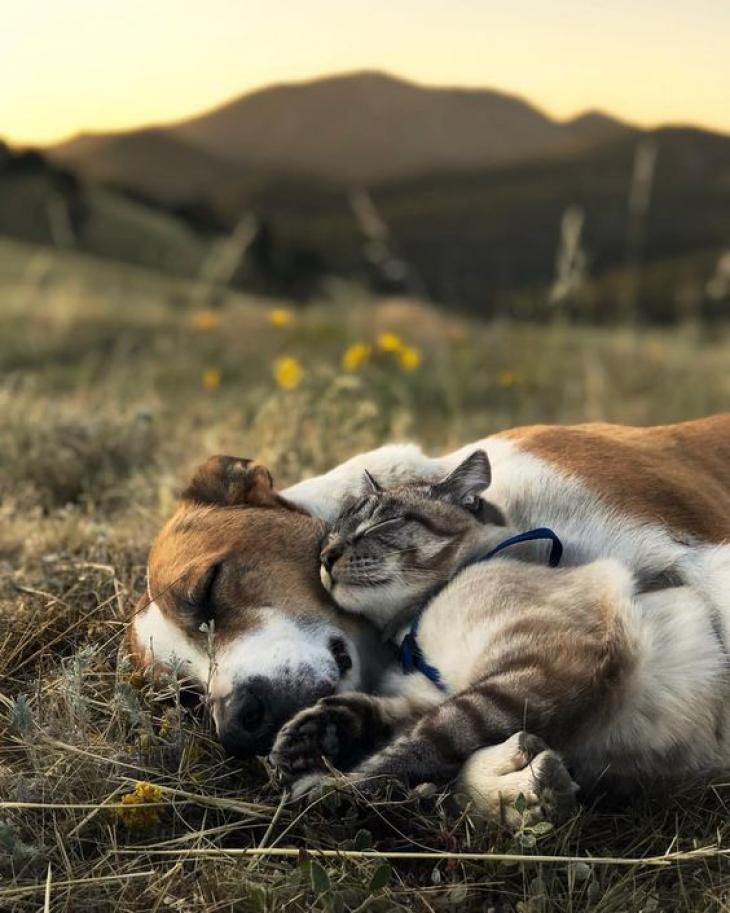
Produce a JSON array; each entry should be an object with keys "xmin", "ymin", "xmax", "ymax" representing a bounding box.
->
[{"xmin": 363, "ymin": 517, "xmax": 406, "ymax": 536}]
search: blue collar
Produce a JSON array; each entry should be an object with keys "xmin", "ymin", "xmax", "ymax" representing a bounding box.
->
[{"xmin": 399, "ymin": 527, "xmax": 563, "ymax": 690}]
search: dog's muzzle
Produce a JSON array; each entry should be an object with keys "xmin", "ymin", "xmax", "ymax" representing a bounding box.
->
[{"xmin": 214, "ymin": 635, "xmax": 354, "ymax": 757}]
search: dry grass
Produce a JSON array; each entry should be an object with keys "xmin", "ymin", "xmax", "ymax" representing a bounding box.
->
[{"xmin": 2, "ymin": 237, "xmax": 730, "ymax": 912}]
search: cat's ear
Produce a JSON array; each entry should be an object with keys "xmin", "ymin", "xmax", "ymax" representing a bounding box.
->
[
  {"xmin": 362, "ymin": 468, "xmax": 383, "ymax": 495},
  {"xmin": 432, "ymin": 450, "xmax": 491, "ymax": 507}
]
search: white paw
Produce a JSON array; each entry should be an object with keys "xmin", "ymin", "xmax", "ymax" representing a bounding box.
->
[{"xmin": 458, "ymin": 732, "xmax": 578, "ymax": 830}]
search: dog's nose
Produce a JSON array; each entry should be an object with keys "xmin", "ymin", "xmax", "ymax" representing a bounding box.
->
[
  {"xmin": 217, "ymin": 678, "xmax": 272, "ymax": 757},
  {"xmin": 216, "ymin": 673, "xmax": 339, "ymax": 758},
  {"xmin": 320, "ymin": 541, "xmax": 343, "ymax": 573},
  {"xmin": 235, "ymin": 685, "xmax": 265, "ymax": 732}
]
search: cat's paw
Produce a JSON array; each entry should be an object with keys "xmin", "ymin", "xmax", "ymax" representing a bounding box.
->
[
  {"xmin": 289, "ymin": 770, "xmax": 392, "ymax": 804},
  {"xmin": 288, "ymin": 772, "xmax": 337, "ymax": 801},
  {"xmin": 270, "ymin": 693, "xmax": 379, "ymax": 782},
  {"xmin": 457, "ymin": 731, "xmax": 579, "ymax": 830}
]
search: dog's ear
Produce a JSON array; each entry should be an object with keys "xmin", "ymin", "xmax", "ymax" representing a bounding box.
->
[{"xmin": 182, "ymin": 455, "xmax": 277, "ymax": 507}]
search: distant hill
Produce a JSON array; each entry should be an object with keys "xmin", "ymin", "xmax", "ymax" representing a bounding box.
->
[
  {"xmin": 6, "ymin": 73, "xmax": 730, "ymax": 320},
  {"xmin": 363, "ymin": 126, "xmax": 730, "ymax": 320},
  {"xmin": 206, "ymin": 126, "xmax": 730, "ymax": 321},
  {"xmin": 0, "ymin": 144, "xmax": 210, "ymax": 275},
  {"xmin": 50, "ymin": 127, "xmax": 244, "ymax": 205},
  {"xmin": 51, "ymin": 71, "xmax": 633, "ymax": 192},
  {"xmin": 563, "ymin": 110, "xmax": 631, "ymax": 144}
]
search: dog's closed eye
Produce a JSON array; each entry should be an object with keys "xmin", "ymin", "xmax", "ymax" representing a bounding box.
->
[{"xmin": 179, "ymin": 562, "xmax": 223, "ymax": 624}]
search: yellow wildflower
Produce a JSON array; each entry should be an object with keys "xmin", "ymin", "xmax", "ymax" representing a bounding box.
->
[
  {"xmin": 497, "ymin": 370, "xmax": 518, "ymax": 388},
  {"xmin": 158, "ymin": 708, "xmax": 177, "ymax": 739},
  {"xmin": 377, "ymin": 332, "xmax": 403, "ymax": 352},
  {"xmin": 201, "ymin": 368, "xmax": 222, "ymax": 391},
  {"xmin": 269, "ymin": 307, "xmax": 294, "ymax": 327},
  {"xmin": 273, "ymin": 356, "xmax": 302, "ymax": 390},
  {"xmin": 116, "ymin": 781, "xmax": 164, "ymax": 829},
  {"xmin": 398, "ymin": 346, "xmax": 421, "ymax": 372},
  {"xmin": 341, "ymin": 342, "xmax": 372, "ymax": 372},
  {"xmin": 191, "ymin": 309, "xmax": 220, "ymax": 331}
]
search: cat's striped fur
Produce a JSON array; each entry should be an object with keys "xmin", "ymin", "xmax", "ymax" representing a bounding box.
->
[{"xmin": 272, "ymin": 443, "xmax": 730, "ymax": 818}]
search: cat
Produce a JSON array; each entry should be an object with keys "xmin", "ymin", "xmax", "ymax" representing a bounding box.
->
[
  {"xmin": 271, "ymin": 451, "xmax": 582, "ymax": 820},
  {"xmin": 317, "ymin": 449, "xmax": 545, "ymax": 634},
  {"xmin": 271, "ymin": 449, "xmax": 729, "ymax": 824}
]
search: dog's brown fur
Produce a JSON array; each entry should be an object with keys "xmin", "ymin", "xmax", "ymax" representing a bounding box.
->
[
  {"xmin": 127, "ymin": 456, "xmax": 329, "ymax": 671},
  {"xmin": 499, "ymin": 414, "xmax": 730, "ymax": 542}
]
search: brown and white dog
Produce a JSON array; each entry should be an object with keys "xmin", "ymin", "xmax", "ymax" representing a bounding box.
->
[{"xmin": 127, "ymin": 415, "xmax": 730, "ymax": 800}]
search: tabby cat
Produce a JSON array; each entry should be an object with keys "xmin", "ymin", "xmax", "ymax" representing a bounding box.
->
[
  {"xmin": 318, "ymin": 450, "xmax": 529, "ymax": 633},
  {"xmin": 270, "ymin": 452, "xmax": 578, "ymax": 817},
  {"xmin": 271, "ymin": 450, "xmax": 727, "ymax": 822}
]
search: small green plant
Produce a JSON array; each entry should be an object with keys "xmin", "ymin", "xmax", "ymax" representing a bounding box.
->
[
  {"xmin": 0, "ymin": 819, "xmax": 40, "ymax": 874},
  {"xmin": 11, "ymin": 694, "xmax": 32, "ymax": 736}
]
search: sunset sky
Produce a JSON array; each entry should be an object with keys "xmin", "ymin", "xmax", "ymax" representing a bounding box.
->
[{"xmin": 3, "ymin": 0, "xmax": 729, "ymax": 146}]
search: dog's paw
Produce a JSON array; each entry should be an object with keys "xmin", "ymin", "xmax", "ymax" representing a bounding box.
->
[
  {"xmin": 270, "ymin": 693, "xmax": 376, "ymax": 782},
  {"xmin": 457, "ymin": 731, "xmax": 579, "ymax": 830}
]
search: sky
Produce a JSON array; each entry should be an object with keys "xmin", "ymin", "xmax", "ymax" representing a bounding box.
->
[{"xmin": 3, "ymin": 0, "xmax": 729, "ymax": 146}]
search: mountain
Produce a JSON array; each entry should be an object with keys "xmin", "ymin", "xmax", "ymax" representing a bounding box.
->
[
  {"xmin": 51, "ymin": 127, "xmax": 243, "ymax": 205},
  {"xmin": 50, "ymin": 71, "xmax": 634, "ymax": 194},
  {"xmin": 362, "ymin": 127, "xmax": 730, "ymax": 319},
  {"xmin": 170, "ymin": 71, "xmax": 633, "ymax": 180},
  {"xmin": 13, "ymin": 74, "xmax": 730, "ymax": 320},
  {"xmin": 563, "ymin": 110, "xmax": 629, "ymax": 144}
]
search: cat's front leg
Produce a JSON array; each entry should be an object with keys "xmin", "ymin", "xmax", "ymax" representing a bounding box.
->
[
  {"xmin": 270, "ymin": 693, "xmax": 390, "ymax": 782},
  {"xmin": 270, "ymin": 684, "xmax": 439, "ymax": 783},
  {"xmin": 286, "ymin": 728, "xmax": 578, "ymax": 830},
  {"xmin": 327, "ymin": 681, "xmax": 527, "ymax": 793},
  {"xmin": 307, "ymin": 723, "xmax": 578, "ymax": 827}
]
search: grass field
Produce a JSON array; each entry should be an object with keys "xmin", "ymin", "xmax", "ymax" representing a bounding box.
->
[{"xmin": 2, "ymin": 237, "xmax": 730, "ymax": 912}]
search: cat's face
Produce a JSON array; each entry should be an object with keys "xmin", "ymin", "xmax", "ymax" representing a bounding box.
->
[{"xmin": 320, "ymin": 451, "xmax": 503, "ymax": 626}]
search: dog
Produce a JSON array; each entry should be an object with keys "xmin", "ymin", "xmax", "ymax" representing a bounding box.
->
[{"xmin": 127, "ymin": 415, "xmax": 730, "ymax": 815}]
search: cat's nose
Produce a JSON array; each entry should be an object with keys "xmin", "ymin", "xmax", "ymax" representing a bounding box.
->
[{"xmin": 320, "ymin": 541, "xmax": 343, "ymax": 573}]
